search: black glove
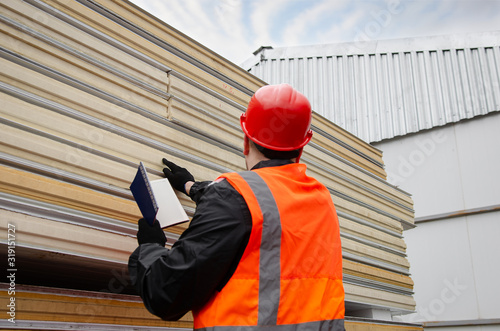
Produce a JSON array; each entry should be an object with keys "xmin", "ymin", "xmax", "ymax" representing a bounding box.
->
[
  {"xmin": 162, "ymin": 158, "xmax": 194, "ymax": 195},
  {"xmin": 136, "ymin": 218, "xmax": 167, "ymax": 246}
]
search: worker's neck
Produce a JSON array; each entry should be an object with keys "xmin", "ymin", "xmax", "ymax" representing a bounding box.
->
[
  {"xmin": 245, "ymin": 152, "xmax": 298, "ymax": 170},
  {"xmin": 245, "ymin": 151, "xmax": 269, "ymax": 170}
]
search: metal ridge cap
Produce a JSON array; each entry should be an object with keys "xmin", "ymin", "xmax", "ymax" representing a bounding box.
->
[{"xmin": 246, "ymin": 31, "xmax": 500, "ymax": 60}]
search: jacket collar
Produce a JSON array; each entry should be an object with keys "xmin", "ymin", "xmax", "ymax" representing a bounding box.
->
[{"xmin": 251, "ymin": 159, "xmax": 294, "ymax": 170}]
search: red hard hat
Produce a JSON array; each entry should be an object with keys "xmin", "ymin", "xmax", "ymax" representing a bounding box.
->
[{"xmin": 240, "ymin": 84, "xmax": 313, "ymax": 151}]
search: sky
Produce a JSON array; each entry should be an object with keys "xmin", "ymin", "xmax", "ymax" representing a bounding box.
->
[{"xmin": 128, "ymin": 0, "xmax": 500, "ymax": 66}]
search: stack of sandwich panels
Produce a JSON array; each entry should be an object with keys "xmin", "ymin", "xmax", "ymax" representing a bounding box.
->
[{"xmin": 0, "ymin": 0, "xmax": 419, "ymax": 330}]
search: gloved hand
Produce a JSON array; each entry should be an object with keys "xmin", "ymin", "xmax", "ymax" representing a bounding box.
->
[
  {"xmin": 137, "ymin": 218, "xmax": 167, "ymax": 246},
  {"xmin": 162, "ymin": 158, "xmax": 194, "ymax": 195}
]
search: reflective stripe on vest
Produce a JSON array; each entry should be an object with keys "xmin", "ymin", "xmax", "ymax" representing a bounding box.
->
[
  {"xmin": 240, "ymin": 171, "xmax": 281, "ymax": 325},
  {"xmin": 194, "ymin": 166, "xmax": 345, "ymax": 331}
]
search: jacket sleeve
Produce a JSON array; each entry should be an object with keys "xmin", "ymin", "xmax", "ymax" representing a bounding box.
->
[{"xmin": 128, "ymin": 179, "xmax": 252, "ymax": 320}]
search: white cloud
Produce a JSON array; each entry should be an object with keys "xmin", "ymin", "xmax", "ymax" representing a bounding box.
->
[
  {"xmin": 215, "ymin": 0, "xmax": 244, "ymax": 38},
  {"xmin": 280, "ymin": 0, "xmax": 351, "ymax": 46},
  {"xmin": 212, "ymin": 0, "xmax": 254, "ymax": 62},
  {"xmin": 375, "ymin": 0, "xmax": 500, "ymax": 40},
  {"xmin": 315, "ymin": 4, "xmax": 371, "ymax": 44},
  {"xmin": 249, "ymin": 0, "xmax": 291, "ymax": 46},
  {"xmin": 128, "ymin": 0, "xmax": 500, "ymax": 65}
]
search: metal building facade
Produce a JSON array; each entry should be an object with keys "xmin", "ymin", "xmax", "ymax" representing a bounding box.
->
[{"xmin": 243, "ymin": 32, "xmax": 500, "ymax": 143}]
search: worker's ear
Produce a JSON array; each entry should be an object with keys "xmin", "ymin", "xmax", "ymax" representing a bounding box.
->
[{"xmin": 243, "ymin": 135, "xmax": 250, "ymax": 155}]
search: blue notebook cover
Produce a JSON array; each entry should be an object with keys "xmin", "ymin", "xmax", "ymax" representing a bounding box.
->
[{"xmin": 130, "ymin": 162, "xmax": 158, "ymax": 226}]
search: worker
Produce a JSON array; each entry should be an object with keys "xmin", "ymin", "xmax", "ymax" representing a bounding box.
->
[{"xmin": 128, "ymin": 84, "xmax": 345, "ymax": 330}]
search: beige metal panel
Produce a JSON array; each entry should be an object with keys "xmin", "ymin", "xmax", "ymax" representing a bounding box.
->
[
  {"xmin": 306, "ymin": 163, "xmax": 413, "ymax": 225},
  {"xmin": 35, "ymin": 0, "xmax": 255, "ymax": 105},
  {"xmin": 0, "ymin": 52, "xmax": 164, "ymax": 131},
  {"xmin": 168, "ymin": 74, "xmax": 245, "ymax": 144},
  {"xmin": 304, "ymin": 164, "xmax": 414, "ymax": 231},
  {"xmin": 0, "ymin": 165, "xmax": 139, "ymax": 222},
  {"xmin": 0, "ymin": 23, "xmax": 168, "ymax": 110},
  {"xmin": 304, "ymin": 144, "xmax": 412, "ymax": 208},
  {"xmin": 167, "ymin": 97, "xmax": 244, "ymax": 157},
  {"xmin": 0, "ymin": 199, "xmax": 411, "ymax": 296},
  {"xmin": 0, "ymin": 66, "xmax": 240, "ymax": 180},
  {"xmin": 303, "ymin": 110, "xmax": 388, "ymax": 179},
  {"xmin": 0, "ymin": 1, "xmax": 168, "ymax": 91},
  {"xmin": 1, "ymin": 1, "xmax": 246, "ymax": 172},
  {"xmin": 0, "ymin": 120, "xmax": 133, "ymax": 189},
  {"xmin": 0, "ymin": 209, "xmax": 135, "ymax": 263},
  {"xmin": 343, "ymin": 260, "xmax": 413, "ymax": 290},
  {"xmin": 311, "ymin": 112, "xmax": 385, "ymax": 167},
  {"xmin": 344, "ymin": 283, "xmax": 416, "ymax": 312},
  {"xmin": 339, "ymin": 217, "xmax": 406, "ymax": 252},
  {"xmin": 168, "ymin": 74, "xmax": 245, "ymax": 127},
  {"xmin": 345, "ymin": 319, "xmax": 422, "ymax": 330},
  {"xmin": 342, "ymin": 238, "xmax": 410, "ymax": 270},
  {"xmin": 0, "ymin": 94, "xmax": 227, "ymax": 216},
  {"xmin": 0, "ymin": 285, "xmax": 193, "ymax": 328},
  {"xmin": 334, "ymin": 195, "xmax": 404, "ymax": 234},
  {"xmin": 82, "ymin": 0, "xmax": 263, "ymax": 93}
]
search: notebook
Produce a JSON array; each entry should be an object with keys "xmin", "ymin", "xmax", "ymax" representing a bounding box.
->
[{"xmin": 130, "ymin": 162, "xmax": 189, "ymax": 228}]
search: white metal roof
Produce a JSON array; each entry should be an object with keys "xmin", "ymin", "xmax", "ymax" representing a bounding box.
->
[{"xmin": 243, "ymin": 31, "xmax": 500, "ymax": 143}]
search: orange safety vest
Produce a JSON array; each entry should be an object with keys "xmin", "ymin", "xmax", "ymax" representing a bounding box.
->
[{"xmin": 193, "ymin": 163, "xmax": 345, "ymax": 331}]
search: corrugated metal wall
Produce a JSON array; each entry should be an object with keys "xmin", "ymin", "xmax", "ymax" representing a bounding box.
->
[
  {"xmin": 245, "ymin": 32, "xmax": 500, "ymax": 143},
  {"xmin": 0, "ymin": 0, "xmax": 418, "ymax": 329}
]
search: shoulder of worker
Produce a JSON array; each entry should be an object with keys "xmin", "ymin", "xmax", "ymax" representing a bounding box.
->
[{"xmin": 188, "ymin": 178, "xmax": 236, "ymax": 204}]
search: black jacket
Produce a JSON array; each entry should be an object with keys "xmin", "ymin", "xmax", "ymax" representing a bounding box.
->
[{"xmin": 128, "ymin": 159, "xmax": 293, "ymax": 320}]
